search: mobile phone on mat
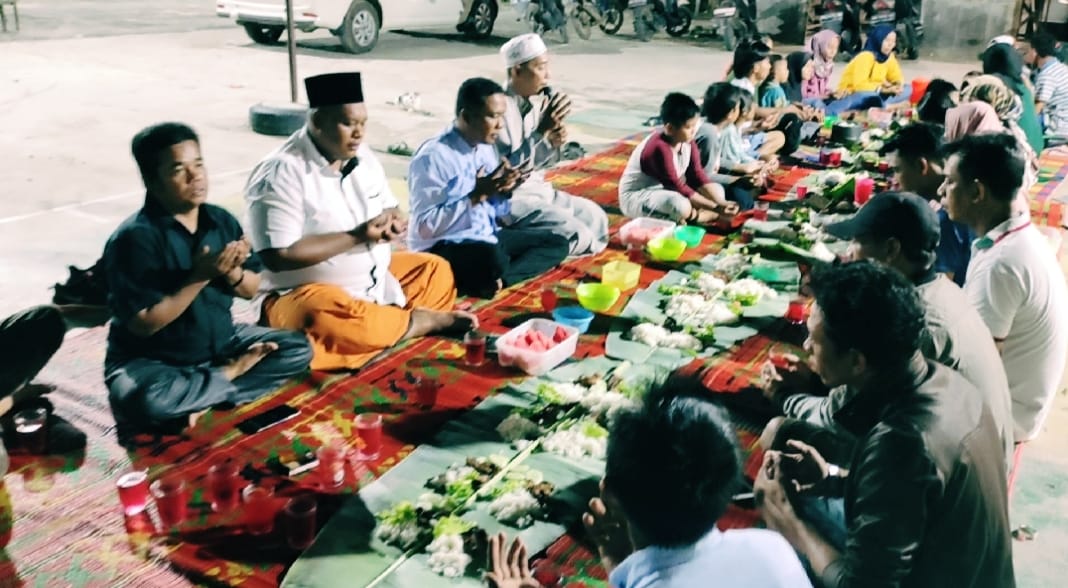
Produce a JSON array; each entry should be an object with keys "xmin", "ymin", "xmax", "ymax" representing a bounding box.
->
[{"xmin": 236, "ymin": 404, "xmax": 300, "ymax": 435}]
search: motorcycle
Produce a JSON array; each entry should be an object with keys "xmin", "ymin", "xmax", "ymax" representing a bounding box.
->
[
  {"xmin": 521, "ymin": 0, "xmax": 602, "ymax": 41},
  {"xmin": 632, "ymin": 0, "xmax": 692, "ymax": 42},
  {"xmin": 691, "ymin": 0, "xmax": 751, "ymax": 51},
  {"xmin": 599, "ymin": 0, "xmax": 626, "ymax": 34}
]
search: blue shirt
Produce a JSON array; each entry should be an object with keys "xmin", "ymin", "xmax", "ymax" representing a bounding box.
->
[
  {"xmin": 935, "ymin": 208, "xmax": 973, "ymax": 286},
  {"xmin": 407, "ymin": 127, "xmax": 511, "ymax": 251},
  {"xmin": 761, "ymin": 83, "xmax": 788, "ymax": 109},
  {"xmin": 103, "ymin": 200, "xmax": 262, "ymax": 365},
  {"xmin": 609, "ymin": 528, "xmax": 813, "ymax": 588}
]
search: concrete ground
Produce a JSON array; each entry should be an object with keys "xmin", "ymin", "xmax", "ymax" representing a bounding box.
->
[{"xmin": 2, "ymin": 2, "xmax": 1066, "ymax": 585}]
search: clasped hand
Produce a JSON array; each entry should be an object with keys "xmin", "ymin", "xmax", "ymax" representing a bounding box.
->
[
  {"xmin": 191, "ymin": 237, "xmax": 251, "ymax": 282},
  {"xmin": 354, "ymin": 210, "xmax": 405, "ymax": 243},
  {"xmin": 472, "ymin": 158, "xmax": 530, "ymax": 203}
]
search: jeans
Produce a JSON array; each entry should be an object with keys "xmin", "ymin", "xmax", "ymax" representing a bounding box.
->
[{"xmin": 824, "ymin": 85, "xmax": 913, "ymax": 115}]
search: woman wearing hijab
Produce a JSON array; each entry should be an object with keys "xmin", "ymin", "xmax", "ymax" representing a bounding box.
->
[
  {"xmin": 827, "ymin": 24, "xmax": 911, "ymax": 114},
  {"xmin": 981, "ymin": 43, "xmax": 1044, "ymax": 152},
  {"xmin": 803, "ymin": 30, "xmax": 840, "ymax": 104},
  {"xmin": 961, "ymin": 75, "xmax": 1040, "ymax": 189}
]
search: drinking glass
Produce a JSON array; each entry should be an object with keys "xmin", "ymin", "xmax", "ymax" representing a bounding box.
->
[
  {"xmin": 150, "ymin": 477, "xmax": 188, "ymax": 528},
  {"xmin": 284, "ymin": 495, "xmax": 317, "ymax": 551},
  {"xmin": 354, "ymin": 413, "xmax": 383, "ymax": 461},
  {"xmin": 242, "ymin": 484, "xmax": 275, "ymax": 535},
  {"xmin": 116, "ymin": 470, "xmax": 150, "ymax": 516},
  {"xmin": 464, "ymin": 331, "xmax": 487, "ymax": 367},
  {"xmin": 209, "ymin": 460, "xmax": 242, "ymax": 513},
  {"xmin": 13, "ymin": 408, "xmax": 48, "ymax": 454}
]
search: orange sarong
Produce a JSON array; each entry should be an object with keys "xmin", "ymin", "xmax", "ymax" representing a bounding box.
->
[{"xmin": 263, "ymin": 252, "xmax": 457, "ymax": 371}]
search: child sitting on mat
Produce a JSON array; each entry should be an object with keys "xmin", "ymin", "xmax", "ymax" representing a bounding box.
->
[
  {"xmin": 618, "ymin": 92, "xmax": 740, "ymax": 224},
  {"xmin": 760, "ymin": 54, "xmax": 790, "ymax": 109}
]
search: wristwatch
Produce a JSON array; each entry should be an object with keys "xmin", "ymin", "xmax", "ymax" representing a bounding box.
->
[{"xmin": 823, "ymin": 463, "xmax": 845, "ymax": 496}]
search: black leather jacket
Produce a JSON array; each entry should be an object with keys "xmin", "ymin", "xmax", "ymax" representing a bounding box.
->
[{"xmin": 822, "ymin": 355, "xmax": 1015, "ymax": 588}]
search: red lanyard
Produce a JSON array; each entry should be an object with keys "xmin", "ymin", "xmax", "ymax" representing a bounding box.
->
[{"xmin": 991, "ymin": 221, "xmax": 1031, "ymax": 247}]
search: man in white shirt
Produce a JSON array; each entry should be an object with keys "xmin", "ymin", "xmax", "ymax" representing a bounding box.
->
[
  {"xmin": 245, "ymin": 73, "xmax": 475, "ymax": 371},
  {"xmin": 495, "ymin": 33, "xmax": 609, "ymax": 257},
  {"xmin": 940, "ymin": 132, "xmax": 1068, "ymax": 443}
]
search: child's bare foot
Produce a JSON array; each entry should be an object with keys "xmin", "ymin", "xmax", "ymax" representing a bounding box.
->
[{"xmin": 223, "ymin": 342, "xmax": 278, "ymax": 381}]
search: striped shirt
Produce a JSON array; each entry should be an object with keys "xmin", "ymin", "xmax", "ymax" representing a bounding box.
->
[{"xmin": 1035, "ymin": 58, "xmax": 1068, "ymax": 133}]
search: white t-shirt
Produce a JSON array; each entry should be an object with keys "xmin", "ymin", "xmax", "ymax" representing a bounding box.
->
[
  {"xmin": 965, "ymin": 216, "xmax": 1068, "ymax": 441},
  {"xmin": 245, "ymin": 128, "xmax": 406, "ymax": 307}
]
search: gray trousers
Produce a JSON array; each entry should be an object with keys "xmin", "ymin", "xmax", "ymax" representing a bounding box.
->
[
  {"xmin": 0, "ymin": 305, "xmax": 66, "ymax": 399},
  {"xmin": 505, "ymin": 178, "xmax": 610, "ymax": 257},
  {"xmin": 105, "ymin": 324, "xmax": 312, "ymax": 433}
]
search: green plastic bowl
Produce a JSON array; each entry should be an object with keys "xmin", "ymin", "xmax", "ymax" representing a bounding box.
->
[
  {"xmin": 576, "ymin": 283, "xmax": 621, "ymax": 312},
  {"xmin": 674, "ymin": 225, "xmax": 707, "ymax": 248},
  {"xmin": 647, "ymin": 237, "xmax": 687, "ymax": 261}
]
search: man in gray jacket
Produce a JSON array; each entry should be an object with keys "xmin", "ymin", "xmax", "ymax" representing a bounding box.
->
[
  {"xmin": 761, "ymin": 192, "xmax": 1014, "ymax": 471},
  {"xmin": 495, "ymin": 33, "xmax": 609, "ymax": 257}
]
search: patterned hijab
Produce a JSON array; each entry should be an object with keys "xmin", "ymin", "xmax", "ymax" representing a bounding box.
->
[
  {"xmin": 962, "ymin": 75, "xmax": 1023, "ymax": 122},
  {"xmin": 807, "ymin": 30, "xmax": 839, "ymax": 79}
]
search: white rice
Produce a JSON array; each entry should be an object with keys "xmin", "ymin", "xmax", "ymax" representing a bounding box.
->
[
  {"xmin": 629, "ymin": 323, "xmax": 702, "ymax": 351},
  {"xmin": 542, "ymin": 426, "xmax": 608, "ymax": 460},
  {"xmin": 665, "ymin": 293, "xmax": 739, "ymax": 329},
  {"xmin": 426, "ymin": 533, "xmax": 471, "ymax": 577},
  {"xmin": 580, "ymin": 388, "xmax": 636, "ymax": 421},
  {"xmin": 488, "ymin": 489, "xmax": 542, "ymax": 528},
  {"xmin": 415, "ymin": 492, "xmax": 446, "ymax": 512},
  {"xmin": 695, "ymin": 273, "xmax": 728, "ymax": 295},
  {"xmin": 375, "ymin": 519, "xmax": 421, "ymax": 550},
  {"xmin": 723, "ymin": 278, "xmax": 777, "ymax": 304},
  {"xmin": 711, "ymin": 254, "xmax": 751, "ymax": 277}
]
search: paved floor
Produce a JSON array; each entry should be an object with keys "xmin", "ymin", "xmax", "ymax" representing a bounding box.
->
[{"xmin": 2, "ymin": 3, "xmax": 1067, "ymax": 585}]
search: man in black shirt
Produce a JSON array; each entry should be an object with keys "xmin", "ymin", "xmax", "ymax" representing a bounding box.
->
[{"xmin": 103, "ymin": 123, "xmax": 312, "ymax": 436}]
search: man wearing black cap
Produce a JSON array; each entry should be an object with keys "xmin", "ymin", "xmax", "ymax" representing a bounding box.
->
[
  {"xmin": 245, "ymin": 72, "xmax": 475, "ymax": 371},
  {"xmin": 761, "ymin": 192, "xmax": 1014, "ymax": 471},
  {"xmin": 879, "ymin": 122, "xmax": 974, "ymax": 286}
]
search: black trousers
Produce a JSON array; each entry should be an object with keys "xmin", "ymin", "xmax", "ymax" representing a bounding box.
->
[
  {"xmin": 0, "ymin": 306, "xmax": 66, "ymax": 399},
  {"xmin": 430, "ymin": 228, "xmax": 570, "ymax": 298},
  {"xmin": 775, "ymin": 112, "xmax": 804, "ymax": 155},
  {"xmin": 105, "ymin": 324, "xmax": 313, "ymax": 434}
]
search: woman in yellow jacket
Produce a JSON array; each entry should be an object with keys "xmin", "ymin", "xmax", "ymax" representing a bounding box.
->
[{"xmin": 825, "ymin": 24, "xmax": 912, "ymax": 114}]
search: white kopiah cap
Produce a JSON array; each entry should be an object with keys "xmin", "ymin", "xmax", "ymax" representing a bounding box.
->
[{"xmin": 501, "ymin": 33, "xmax": 548, "ymax": 67}]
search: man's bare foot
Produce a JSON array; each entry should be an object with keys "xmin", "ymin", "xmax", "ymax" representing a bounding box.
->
[
  {"xmin": 222, "ymin": 342, "xmax": 278, "ymax": 381},
  {"xmin": 582, "ymin": 490, "xmax": 633, "ymax": 575},
  {"xmin": 0, "ymin": 383, "xmax": 55, "ymax": 418},
  {"xmin": 406, "ymin": 309, "xmax": 479, "ymax": 340}
]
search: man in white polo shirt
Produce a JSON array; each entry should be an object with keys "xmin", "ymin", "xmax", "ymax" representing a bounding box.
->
[
  {"xmin": 495, "ymin": 33, "xmax": 609, "ymax": 257},
  {"xmin": 940, "ymin": 132, "xmax": 1068, "ymax": 446},
  {"xmin": 245, "ymin": 72, "xmax": 475, "ymax": 371}
]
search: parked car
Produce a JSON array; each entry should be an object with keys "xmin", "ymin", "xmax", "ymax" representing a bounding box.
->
[{"xmin": 216, "ymin": 0, "xmax": 501, "ymax": 54}]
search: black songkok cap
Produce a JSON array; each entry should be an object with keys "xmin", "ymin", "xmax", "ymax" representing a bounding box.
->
[{"xmin": 305, "ymin": 72, "xmax": 364, "ymax": 108}]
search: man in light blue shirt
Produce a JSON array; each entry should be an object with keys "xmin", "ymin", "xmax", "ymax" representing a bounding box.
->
[
  {"xmin": 582, "ymin": 375, "xmax": 813, "ymax": 588},
  {"xmin": 408, "ymin": 77, "xmax": 569, "ymax": 298}
]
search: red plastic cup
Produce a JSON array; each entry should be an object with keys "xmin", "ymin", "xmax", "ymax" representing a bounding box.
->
[
  {"xmin": 878, "ymin": 161, "xmax": 890, "ymax": 174},
  {"xmin": 242, "ymin": 485, "xmax": 275, "ymax": 535},
  {"xmin": 355, "ymin": 413, "xmax": 383, "ymax": 461},
  {"xmin": 829, "ymin": 152, "xmax": 842, "ymax": 166},
  {"xmin": 284, "ymin": 495, "xmax": 317, "ymax": 551},
  {"xmin": 415, "ymin": 378, "xmax": 441, "ymax": 408},
  {"xmin": 818, "ymin": 150, "xmax": 830, "ymax": 165},
  {"xmin": 116, "ymin": 470, "xmax": 150, "ymax": 516},
  {"xmin": 795, "ymin": 185, "xmax": 808, "ymax": 200},
  {"xmin": 786, "ymin": 298, "xmax": 808, "ymax": 325},
  {"xmin": 737, "ymin": 230, "xmax": 754, "ymax": 244},
  {"xmin": 150, "ymin": 477, "xmax": 188, "ymax": 528},
  {"xmin": 464, "ymin": 331, "xmax": 487, "ymax": 367},
  {"xmin": 208, "ymin": 460, "xmax": 242, "ymax": 513},
  {"xmin": 626, "ymin": 245, "xmax": 646, "ymax": 263},
  {"xmin": 854, "ymin": 178, "xmax": 874, "ymax": 206},
  {"xmin": 14, "ymin": 407, "xmax": 48, "ymax": 454},
  {"xmin": 317, "ymin": 442, "xmax": 347, "ymax": 488},
  {"xmin": 753, "ymin": 201, "xmax": 770, "ymax": 221},
  {"xmin": 540, "ymin": 286, "xmax": 558, "ymax": 312}
]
